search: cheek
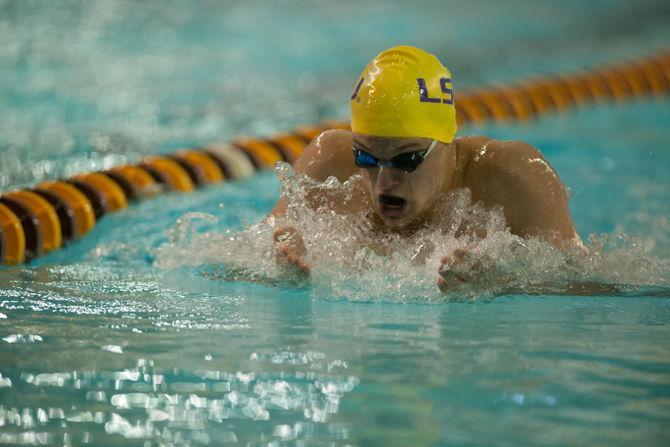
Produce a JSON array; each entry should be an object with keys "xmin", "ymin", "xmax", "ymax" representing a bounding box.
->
[
  {"xmin": 405, "ymin": 171, "xmax": 435, "ymax": 206},
  {"xmin": 407, "ymin": 172, "xmax": 428, "ymax": 193},
  {"xmin": 361, "ymin": 169, "xmax": 377, "ymax": 191}
]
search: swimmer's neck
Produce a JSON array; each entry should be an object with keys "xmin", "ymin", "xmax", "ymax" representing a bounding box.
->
[{"xmin": 443, "ymin": 137, "xmax": 466, "ymax": 192}]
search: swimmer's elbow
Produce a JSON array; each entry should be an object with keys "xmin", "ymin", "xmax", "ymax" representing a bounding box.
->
[{"xmin": 264, "ymin": 198, "xmax": 287, "ymax": 226}]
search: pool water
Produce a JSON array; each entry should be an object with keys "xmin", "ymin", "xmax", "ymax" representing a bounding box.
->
[{"xmin": 1, "ymin": 1, "xmax": 670, "ymax": 445}]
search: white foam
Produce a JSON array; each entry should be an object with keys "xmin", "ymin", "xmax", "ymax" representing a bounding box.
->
[{"xmin": 155, "ymin": 163, "xmax": 670, "ymax": 302}]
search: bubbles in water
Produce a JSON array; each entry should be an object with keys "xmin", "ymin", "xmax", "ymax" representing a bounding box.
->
[{"xmin": 155, "ymin": 163, "xmax": 670, "ymax": 302}]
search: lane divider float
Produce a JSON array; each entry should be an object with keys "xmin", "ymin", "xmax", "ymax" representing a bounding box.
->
[{"xmin": 1, "ymin": 50, "xmax": 668, "ymax": 265}]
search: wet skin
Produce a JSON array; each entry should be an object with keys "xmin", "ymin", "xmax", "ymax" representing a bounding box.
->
[{"xmin": 269, "ymin": 129, "xmax": 581, "ymax": 289}]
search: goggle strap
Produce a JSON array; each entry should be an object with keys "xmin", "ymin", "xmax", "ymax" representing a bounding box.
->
[{"xmin": 424, "ymin": 139, "xmax": 438, "ymax": 158}]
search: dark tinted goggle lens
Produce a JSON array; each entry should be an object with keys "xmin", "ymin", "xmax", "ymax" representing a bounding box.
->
[
  {"xmin": 353, "ymin": 148, "xmax": 428, "ymax": 172},
  {"xmin": 389, "ymin": 150, "xmax": 427, "ymax": 172}
]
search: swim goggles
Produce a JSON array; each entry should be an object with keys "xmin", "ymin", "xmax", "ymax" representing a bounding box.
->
[{"xmin": 353, "ymin": 139, "xmax": 438, "ymax": 173}]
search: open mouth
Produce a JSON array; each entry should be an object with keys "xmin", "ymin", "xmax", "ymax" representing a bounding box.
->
[{"xmin": 378, "ymin": 194, "xmax": 408, "ymax": 218}]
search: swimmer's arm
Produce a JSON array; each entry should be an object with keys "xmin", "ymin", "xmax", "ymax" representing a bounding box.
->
[
  {"xmin": 472, "ymin": 140, "xmax": 581, "ymax": 249},
  {"xmin": 269, "ymin": 129, "xmax": 357, "ymax": 219},
  {"xmin": 267, "ymin": 130, "xmax": 356, "ymax": 275}
]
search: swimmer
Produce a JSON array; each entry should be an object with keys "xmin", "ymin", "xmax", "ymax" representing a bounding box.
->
[{"xmin": 268, "ymin": 45, "xmax": 582, "ymax": 290}]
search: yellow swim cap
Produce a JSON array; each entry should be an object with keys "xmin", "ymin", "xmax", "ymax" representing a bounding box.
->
[{"xmin": 350, "ymin": 45, "xmax": 457, "ymax": 143}]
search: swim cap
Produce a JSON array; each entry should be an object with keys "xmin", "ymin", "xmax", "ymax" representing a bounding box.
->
[{"xmin": 350, "ymin": 46, "xmax": 457, "ymax": 143}]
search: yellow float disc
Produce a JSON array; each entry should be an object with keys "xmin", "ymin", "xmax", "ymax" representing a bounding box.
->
[
  {"xmin": 558, "ymin": 75, "xmax": 592, "ymax": 105},
  {"xmin": 176, "ymin": 150, "xmax": 225, "ymax": 184},
  {"xmin": 471, "ymin": 90, "xmax": 513, "ymax": 121},
  {"xmin": 71, "ymin": 172, "xmax": 128, "ymax": 212},
  {"xmin": 101, "ymin": 170, "xmax": 137, "ymax": 201},
  {"xmin": 597, "ymin": 69, "xmax": 630, "ymax": 100},
  {"xmin": 580, "ymin": 72, "xmax": 611, "ymax": 102},
  {"xmin": 653, "ymin": 52, "xmax": 670, "ymax": 83},
  {"xmin": 233, "ymin": 138, "xmax": 284, "ymax": 168},
  {"xmin": 616, "ymin": 65, "xmax": 647, "ymax": 97},
  {"xmin": 537, "ymin": 80, "xmax": 574, "ymax": 110},
  {"xmin": 499, "ymin": 87, "xmax": 536, "ymax": 121},
  {"xmin": 634, "ymin": 59, "xmax": 668, "ymax": 95},
  {"xmin": 0, "ymin": 202, "xmax": 26, "ymax": 265},
  {"xmin": 2, "ymin": 190, "xmax": 61, "ymax": 254},
  {"xmin": 518, "ymin": 81, "xmax": 555, "ymax": 114},
  {"xmin": 31, "ymin": 188, "xmax": 77, "ymax": 242},
  {"xmin": 36, "ymin": 181, "xmax": 96, "ymax": 238},
  {"xmin": 108, "ymin": 165, "xmax": 160, "ymax": 198},
  {"xmin": 455, "ymin": 96, "xmax": 489, "ymax": 124},
  {"xmin": 267, "ymin": 134, "xmax": 309, "ymax": 163},
  {"xmin": 141, "ymin": 156, "xmax": 195, "ymax": 192}
]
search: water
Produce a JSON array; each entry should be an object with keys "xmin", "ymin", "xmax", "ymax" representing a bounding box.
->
[{"xmin": 2, "ymin": 1, "xmax": 670, "ymax": 445}]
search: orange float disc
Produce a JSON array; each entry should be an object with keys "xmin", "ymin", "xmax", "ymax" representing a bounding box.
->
[
  {"xmin": 634, "ymin": 59, "xmax": 669, "ymax": 95},
  {"xmin": 455, "ymin": 95, "xmax": 490, "ymax": 124},
  {"xmin": 233, "ymin": 138, "xmax": 284, "ymax": 168},
  {"xmin": 500, "ymin": 86, "xmax": 538, "ymax": 120},
  {"xmin": 2, "ymin": 190, "xmax": 61, "ymax": 254},
  {"xmin": 557, "ymin": 75, "xmax": 592, "ymax": 105},
  {"xmin": 31, "ymin": 188, "xmax": 76, "ymax": 242},
  {"xmin": 597, "ymin": 68, "xmax": 630, "ymax": 100},
  {"xmin": 174, "ymin": 150, "xmax": 225, "ymax": 185},
  {"xmin": 267, "ymin": 134, "xmax": 309, "ymax": 163},
  {"xmin": 71, "ymin": 172, "xmax": 128, "ymax": 212},
  {"xmin": 469, "ymin": 90, "xmax": 512, "ymax": 121},
  {"xmin": 0, "ymin": 202, "xmax": 26, "ymax": 265},
  {"xmin": 140, "ymin": 156, "xmax": 195, "ymax": 192},
  {"xmin": 108, "ymin": 165, "xmax": 160, "ymax": 198},
  {"xmin": 35, "ymin": 181, "xmax": 96, "ymax": 239}
]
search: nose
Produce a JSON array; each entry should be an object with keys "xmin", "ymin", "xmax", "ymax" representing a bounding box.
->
[{"xmin": 375, "ymin": 166, "xmax": 402, "ymax": 192}]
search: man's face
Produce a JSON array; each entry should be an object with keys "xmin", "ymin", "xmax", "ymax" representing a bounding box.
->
[{"xmin": 352, "ymin": 133, "xmax": 450, "ymax": 228}]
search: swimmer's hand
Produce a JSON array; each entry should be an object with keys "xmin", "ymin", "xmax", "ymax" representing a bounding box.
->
[
  {"xmin": 273, "ymin": 227, "xmax": 311, "ymax": 279},
  {"xmin": 437, "ymin": 248, "xmax": 500, "ymax": 293}
]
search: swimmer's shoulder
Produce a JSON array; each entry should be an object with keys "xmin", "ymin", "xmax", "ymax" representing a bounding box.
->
[
  {"xmin": 453, "ymin": 135, "xmax": 493, "ymax": 166},
  {"xmin": 293, "ymin": 129, "xmax": 357, "ymax": 182},
  {"xmin": 456, "ymin": 135, "xmax": 556, "ymax": 184},
  {"xmin": 456, "ymin": 136, "xmax": 578, "ymax": 245}
]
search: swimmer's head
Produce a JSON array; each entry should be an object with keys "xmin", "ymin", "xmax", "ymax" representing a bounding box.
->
[
  {"xmin": 350, "ymin": 46, "xmax": 458, "ymax": 227},
  {"xmin": 352, "ymin": 133, "xmax": 456, "ymax": 228},
  {"xmin": 350, "ymin": 45, "xmax": 457, "ymax": 144}
]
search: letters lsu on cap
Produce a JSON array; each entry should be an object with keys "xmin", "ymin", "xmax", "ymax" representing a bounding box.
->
[{"xmin": 350, "ymin": 45, "xmax": 457, "ymax": 144}]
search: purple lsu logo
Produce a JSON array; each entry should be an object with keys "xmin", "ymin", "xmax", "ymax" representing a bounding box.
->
[
  {"xmin": 418, "ymin": 78, "xmax": 453, "ymax": 104},
  {"xmin": 351, "ymin": 77, "xmax": 454, "ymax": 104}
]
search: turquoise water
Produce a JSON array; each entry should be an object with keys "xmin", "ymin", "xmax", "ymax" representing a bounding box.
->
[{"xmin": 2, "ymin": 1, "xmax": 670, "ymax": 445}]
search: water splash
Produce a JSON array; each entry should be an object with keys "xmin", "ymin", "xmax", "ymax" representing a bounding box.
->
[{"xmin": 155, "ymin": 163, "xmax": 670, "ymax": 302}]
